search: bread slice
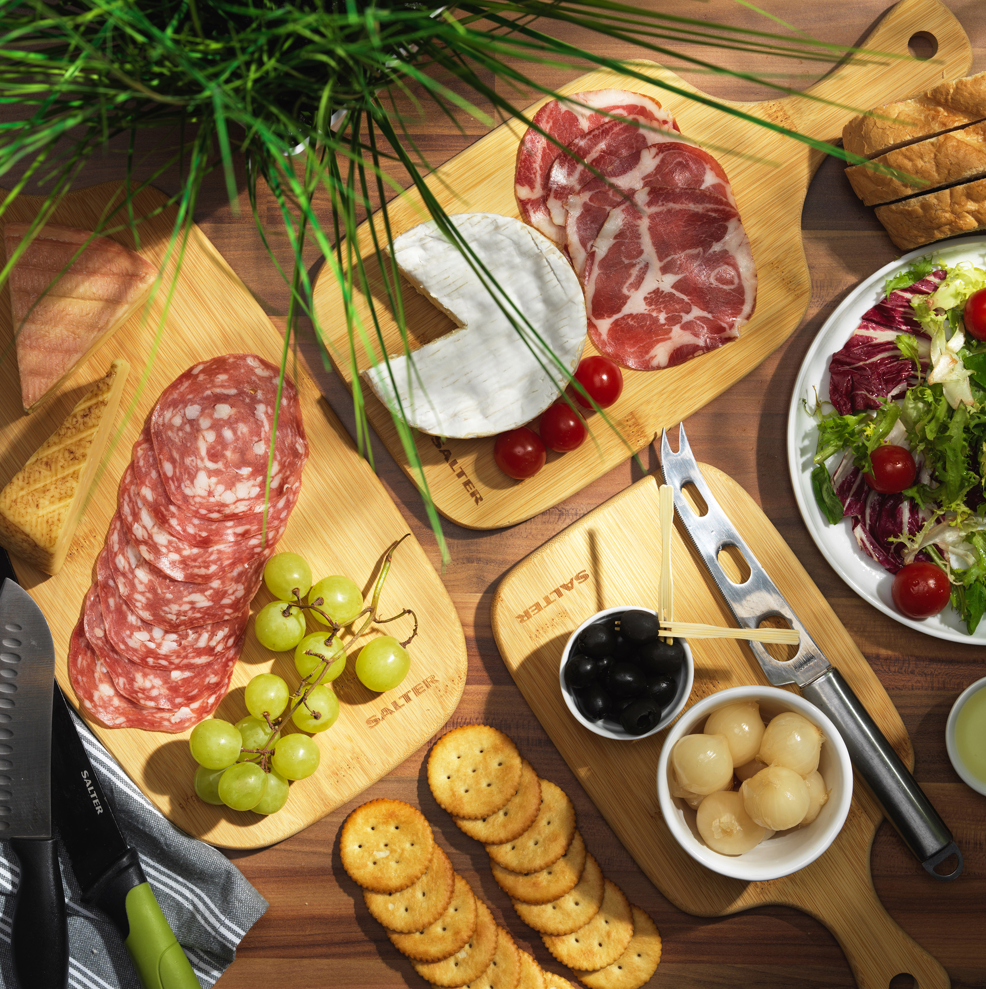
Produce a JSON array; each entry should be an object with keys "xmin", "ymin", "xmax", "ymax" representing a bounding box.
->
[
  {"xmin": 846, "ymin": 121, "xmax": 986, "ymax": 206},
  {"xmin": 4, "ymin": 222, "xmax": 155, "ymax": 413},
  {"xmin": 843, "ymin": 71, "xmax": 986, "ymax": 160},
  {"xmin": 874, "ymin": 177, "xmax": 986, "ymax": 251},
  {"xmin": 0, "ymin": 359, "xmax": 129, "ymax": 575}
]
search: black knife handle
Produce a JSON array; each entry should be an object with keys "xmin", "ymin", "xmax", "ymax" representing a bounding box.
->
[
  {"xmin": 10, "ymin": 836, "xmax": 69, "ymax": 989},
  {"xmin": 801, "ymin": 667, "xmax": 963, "ymax": 880}
]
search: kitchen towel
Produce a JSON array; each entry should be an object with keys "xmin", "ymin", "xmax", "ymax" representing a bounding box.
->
[{"xmin": 0, "ymin": 710, "xmax": 267, "ymax": 988}]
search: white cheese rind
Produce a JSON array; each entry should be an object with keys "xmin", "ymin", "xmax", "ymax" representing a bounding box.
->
[{"xmin": 364, "ymin": 212, "xmax": 586, "ymax": 438}]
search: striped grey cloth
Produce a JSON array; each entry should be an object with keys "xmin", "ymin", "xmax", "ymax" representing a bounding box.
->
[{"xmin": 0, "ymin": 712, "xmax": 267, "ymax": 988}]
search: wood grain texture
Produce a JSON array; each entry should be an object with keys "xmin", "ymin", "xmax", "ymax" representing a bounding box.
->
[
  {"xmin": 310, "ymin": 0, "xmax": 971, "ymax": 530},
  {"xmin": 0, "ymin": 183, "xmax": 467, "ymax": 849}
]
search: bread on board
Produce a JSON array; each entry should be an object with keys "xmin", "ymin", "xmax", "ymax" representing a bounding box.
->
[
  {"xmin": 842, "ymin": 70, "xmax": 986, "ymax": 160},
  {"xmin": 874, "ymin": 177, "xmax": 986, "ymax": 251}
]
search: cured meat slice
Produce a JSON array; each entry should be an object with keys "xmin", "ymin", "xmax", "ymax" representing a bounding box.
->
[
  {"xmin": 583, "ymin": 186, "xmax": 757, "ymax": 369},
  {"xmin": 151, "ymin": 353, "xmax": 308, "ymax": 520},
  {"xmin": 562, "ymin": 142, "xmax": 735, "ymax": 278},
  {"xmin": 95, "ymin": 549, "xmax": 248, "ymax": 669},
  {"xmin": 105, "ymin": 513, "xmax": 267, "ymax": 631},
  {"xmin": 69, "ymin": 620, "xmax": 232, "ymax": 733},
  {"xmin": 515, "ymin": 89, "xmax": 671, "ymax": 244},
  {"xmin": 131, "ymin": 423, "xmax": 300, "ymax": 548}
]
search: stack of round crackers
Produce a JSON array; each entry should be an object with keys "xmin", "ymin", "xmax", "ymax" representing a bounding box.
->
[{"xmin": 427, "ymin": 725, "xmax": 662, "ymax": 989}]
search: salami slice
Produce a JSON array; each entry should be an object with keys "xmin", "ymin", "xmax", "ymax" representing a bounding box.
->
[
  {"xmin": 106, "ymin": 513, "xmax": 267, "ymax": 630},
  {"xmin": 151, "ymin": 354, "xmax": 308, "ymax": 520},
  {"xmin": 95, "ymin": 549, "xmax": 248, "ymax": 668},
  {"xmin": 69, "ymin": 620, "xmax": 231, "ymax": 733}
]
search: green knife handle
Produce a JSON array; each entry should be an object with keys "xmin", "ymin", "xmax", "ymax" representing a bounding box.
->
[
  {"xmin": 10, "ymin": 836, "xmax": 68, "ymax": 989},
  {"xmin": 90, "ymin": 850, "xmax": 201, "ymax": 989}
]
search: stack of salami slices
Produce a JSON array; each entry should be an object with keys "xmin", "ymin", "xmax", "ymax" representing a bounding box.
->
[
  {"xmin": 515, "ymin": 89, "xmax": 757, "ymax": 370},
  {"xmin": 70, "ymin": 353, "xmax": 309, "ymax": 733}
]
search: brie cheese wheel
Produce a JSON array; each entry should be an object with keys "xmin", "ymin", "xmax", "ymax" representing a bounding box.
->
[{"xmin": 363, "ymin": 212, "xmax": 586, "ymax": 438}]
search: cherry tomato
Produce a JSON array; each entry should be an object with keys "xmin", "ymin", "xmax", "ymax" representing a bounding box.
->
[
  {"xmin": 964, "ymin": 287, "xmax": 986, "ymax": 340},
  {"xmin": 573, "ymin": 356, "xmax": 624, "ymax": 410},
  {"xmin": 539, "ymin": 402, "xmax": 588, "ymax": 453},
  {"xmin": 494, "ymin": 427, "xmax": 546, "ymax": 479},
  {"xmin": 864, "ymin": 444, "xmax": 917, "ymax": 493},
  {"xmin": 891, "ymin": 561, "xmax": 951, "ymax": 620}
]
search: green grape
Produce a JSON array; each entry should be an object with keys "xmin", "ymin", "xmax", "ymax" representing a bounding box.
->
[
  {"xmin": 308, "ymin": 575, "xmax": 363, "ymax": 626},
  {"xmin": 254, "ymin": 601, "xmax": 307, "ymax": 652},
  {"xmin": 264, "ymin": 552, "xmax": 313, "ymax": 601},
  {"xmin": 245, "ymin": 673, "xmax": 290, "ymax": 720},
  {"xmin": 218, "ymin": 762, "xmax": 269, "ymax": 811},
  {"xmin": 253, "ymin": 771, "xmax": 290, "ymax": 815},
  {"xmin": 193, "ymin": 765, "xmax": 226, "ymax": 805},
  {"xmin": 291, "ymin": 684, "xmax": 340, "ymax": 733},
  {"xmin": 271, "ymin": 734, "xmax": 321, "ymax": 780},
  {"xmin": 355, "ymin": 636, "xmax": 410, "ymax": 692},
  {"xmin": 294, "ymin": 632, "xmax": 346, "ymax": 681},
  {"xmin": 189, "ymin": 719, "xmax": 242, "ymax": 770},
  {"xmin": 235, "ymin": 715, "xmax": 272, "ymax": 763}
]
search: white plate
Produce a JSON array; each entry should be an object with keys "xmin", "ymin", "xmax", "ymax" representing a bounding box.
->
[{"xmin": 787, "ymin": 235, "xmax": 986, "ymax": 644}]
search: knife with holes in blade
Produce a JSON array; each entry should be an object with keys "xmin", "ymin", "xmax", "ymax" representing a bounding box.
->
[
  {"xmin": 659, "ymin": 424, "xmax": 963, "ymax": 881},
  {"xmin": 51, "ymin": 684, "xmax": 202, "ymax": 989}
]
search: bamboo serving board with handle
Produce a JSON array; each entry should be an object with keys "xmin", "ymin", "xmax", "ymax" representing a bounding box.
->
[
  {"xmin": 0, "ymin": 181, "xmax": 467, "ymax": 850},
  {"xmin": 311, "ymin": 0, "xmax": 970, "ymax": 531},
  {"xmin": 491, "ymin": 469, "xmax": 950, "ymax": 989}
]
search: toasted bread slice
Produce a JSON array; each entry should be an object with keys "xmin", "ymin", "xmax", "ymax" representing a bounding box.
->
[
  {"xmin": 4, "ymin": 222, "xmax": 154, "ymax": 412},
  {"xmin": 0, "ymin": 359, "xmax": 129, "ymax": 574}
]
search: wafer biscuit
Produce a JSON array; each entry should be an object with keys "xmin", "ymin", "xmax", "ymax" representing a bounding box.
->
[
  {"xmin": 428, "ymin": 725, "xmax": 523, "ymax": 820},
  {"xmin": 413, "ymin": 898, "xmax": 499, "ymax": 986},
  {"xmin": 511, "ymin": 853, "xmax": 604, "ymax": 936},
  {"xmin": 364, "ymin": 845, "xmax": 455, "ymax": 934},
  {"xmin": 454, "ymin": 759, "xmax": 541, "ymax": 844},
  {"xmin": 462, "ymin": 926, "xmax": 522, "ymax": 989},
  {"xmin": 492, "ymin": 831, "xmax": 587, "ymax": 905},
  {"xmin": 516, "ymin": 950, "xmax": 545, "ymax": 989},
  {"xmin": 340, "ymin": 799, "xmax": 435, "ymax": 893},
  {"xmin": 388, "ymin": 872, "xmax": 477, "ymax": 962},
  {"xmin": 486, "ymin": 779, "xmax": 575, "ymax": 874},
  {"xmin": 577, "ymin": 907, "xmax": 661, "ymax": 989},
  {"xmin": 541, "ymin": 880, "xmax": 633, "ymax": 972}
]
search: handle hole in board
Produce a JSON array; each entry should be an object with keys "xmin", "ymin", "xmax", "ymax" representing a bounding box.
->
[
  {"xmin": 907, "ymin": 32, "xmax": 938, "ymax": 60},
  {"xmin": 889, "ymin": 974, "xmax": 916, "ymax": 989},
  {"xmin": 681, "ymin": 482, "xmax": 708, "ymax": 519},
  {"xmin": 716, "ymin": 544, "xmax": 751, "ymax": 585}
]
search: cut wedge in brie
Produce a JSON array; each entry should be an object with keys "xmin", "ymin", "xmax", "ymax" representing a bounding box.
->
[{"xmin": 363, "ymin": 213, "xmax": 586, "ymax": 438}]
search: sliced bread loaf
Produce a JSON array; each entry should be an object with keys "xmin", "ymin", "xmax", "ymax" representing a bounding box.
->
[{"xmin": 874, "ymin": 176, "xmax": 986, "ymax": 251}]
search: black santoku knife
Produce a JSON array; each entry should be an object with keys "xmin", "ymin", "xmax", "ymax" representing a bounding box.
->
[{"xmin": 51, "ymin": 684, "xmax": 202, "ymax": 989}]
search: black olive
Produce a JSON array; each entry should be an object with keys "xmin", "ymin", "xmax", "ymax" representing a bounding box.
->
[
  {"xmin": 575, "ymin": 683, "xmax": 612, "ymax": 721},
  {"xmin": 611, "ymin": 632, "xmax": 637, "ymax": 659},
  {"xmin": 564, "ymin": 653, "xmax": 599, "ymax": 690},
  {"xmin": 620, "ymin": 609, "xmax": 662, "ymax": 643},
  {"xmin": 646, "ymin": 673, "xmax": 678, "ymax": 707},
  {"xmin": 610, "ymin": 694, "xmax": 638, "ymax": 716},
  {"xmin": 637, "ymin": 638, "xmax": 685, "ymax": 678},
  {"xmin": 619, "ymin": 697, "xmax": 662, "ymax": 735},
  {"xmin": 607, "ymin": 661, "xmax": 647, "ymax": 698},
  {"xmin": 593, "ymin": 654, "xmax": 615, "ymax": 679},
  {"xmin": 579, "ymin": 622, "xmax": 616, "ymax": 658}
]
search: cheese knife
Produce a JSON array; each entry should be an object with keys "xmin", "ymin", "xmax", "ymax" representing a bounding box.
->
[{"xmin": 659, "ymin": 424, "xmax": 963, "ymax": 880}]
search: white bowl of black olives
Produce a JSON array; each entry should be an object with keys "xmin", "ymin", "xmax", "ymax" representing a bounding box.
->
[{"xmin": 559, "ymin": 606, "xmax": 694, "ymax": 739}]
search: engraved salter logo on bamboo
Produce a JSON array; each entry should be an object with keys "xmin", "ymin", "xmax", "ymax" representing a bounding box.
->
[
  {"xmin": 366, "ymin": 674, "xmax": 440, "ymax": 728},
  {"xmin": 515, "ymin": 570, "xmax": 590, "ymax": 623},
  {"xmin": 430, "ymin": 435, "xmax": 482, "ymax": 505}
]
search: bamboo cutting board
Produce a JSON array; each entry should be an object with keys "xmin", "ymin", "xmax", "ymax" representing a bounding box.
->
[
  {"xmin": 311, "ymin": 0, "xmax": 970, "ymax": 530},
  {"xmin": 491, "ymin": 470, "xmax": 949, "ymax": 989},
  {"xmin": 0, "ymin": 182, "xmax": 467, "ymax": 849}
]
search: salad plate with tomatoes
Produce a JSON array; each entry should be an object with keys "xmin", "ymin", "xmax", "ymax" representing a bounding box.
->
[{"xmin": 788, "ymin": 235, "xmax": 986, "ymax": 643}]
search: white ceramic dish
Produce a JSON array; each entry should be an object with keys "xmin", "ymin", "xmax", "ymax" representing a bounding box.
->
[
  {"xmin": 559, "ymin": 606, "xmax": 694, "ymax": 740},
  {"xmin": 656, "ymin": 685, "xmax": 853, "ymax": 882},
  {"xmin": 945, "ymin": 675, "xmax": 986, "ymax": 796},
  {"xmin": 786, "ymin": 235, "xmax": 986, "ymax": 643}
]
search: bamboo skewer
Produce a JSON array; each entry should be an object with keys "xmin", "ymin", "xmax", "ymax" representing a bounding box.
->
[
  {"xmin": 659, "ymin": 484, "xmax": 674, "ymax": 644},
  {"xmin": 659, "ymin": 621, "xmax": 800, "ymax": 644}
]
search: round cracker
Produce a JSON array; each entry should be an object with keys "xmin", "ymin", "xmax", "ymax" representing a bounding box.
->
[
  {"xmin": 541, "ymin": 880, "xmax": 633, "ymax": 972},
  {"xmin": 340, "ymin": 799, "xmax": 435, "ymax": 893},
  {"xmin": 542, "ymin": 973, "xmax": 578, "ymax": 989},
  {"xmin": 364, "ymin": 845, "xmax": 455, "ymax": 933},
  {"xmin": 414, "ymin": 897, "xmax": 499, "ymax": 986},
  {"xmin": 388, "ymin": 872, "xmax": 477, "ymax": 962},
  {"xmin": 486, "ymin": 779, "xmax": 575, "ymax": 874},
  {"xmin": 492, "ymin": 831, "xmax": 587, "ymax": 905},
  {"xmin": 516, "ymin": 951, "xmax": 545, "ymax": 989},
  {"xmin": 454, "ymin": 759, "xmax": 541, "ymax": 844},
  {"xmin": 428, "ymin": 725, "xmax": 523, "ymax": 820},
  {"xmin": 461, "ymin": 926, "xmax": 522, "ymax": 989},
  {"xmin": 511, "ymin": 853, "xmax": 604, "ymax": 935},
  {"xmin": 577, "ymin": 907, "xmax": 662, "ymax": 989}
]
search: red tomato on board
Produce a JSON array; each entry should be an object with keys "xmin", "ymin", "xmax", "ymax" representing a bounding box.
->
[
  {"xmin": 891, "ymin": 561, "xmax": 951, "ymax": 620},
  {"xmin": 494, "ymin": 427, "xmax": 546, "ymax": 479},
  {"xmin": 573, "ymin": 356, "xmax": 623, "ymax": 409},
  {"xmin": 964, "ymin": 288, "xmax": 986, "ymax": 341},
  {"xmin": 864, "ymin": 444, "xmax": 917, "ymax": 493},
  {"xmin": 539, "ymin": 402, "xmax": 587, "ymax": 453}
]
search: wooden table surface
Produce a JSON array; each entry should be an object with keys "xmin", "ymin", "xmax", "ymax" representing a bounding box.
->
[{"xmin": 12, "ymin": 0, "xmax": 986, "ymax": 986}]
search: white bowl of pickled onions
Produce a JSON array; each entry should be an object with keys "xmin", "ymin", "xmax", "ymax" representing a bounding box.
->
[{"xmin": 656, "ymin": 686, "xmax": 853, "ymax": 881}]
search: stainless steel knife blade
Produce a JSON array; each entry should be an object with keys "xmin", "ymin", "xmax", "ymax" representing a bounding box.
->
[{"xmin": 659, "ymin": 424, "xmax": 964, "ymax": 881}]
